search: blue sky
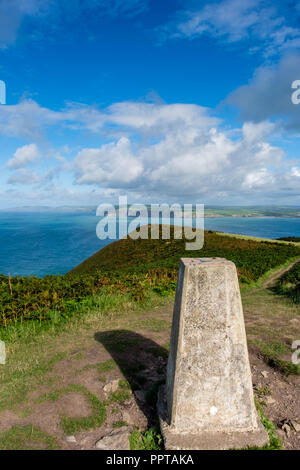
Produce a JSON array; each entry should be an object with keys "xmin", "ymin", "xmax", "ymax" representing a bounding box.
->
[{"xmin": 0, "ymin": 0, "xmax": 300, "ymax": 207}]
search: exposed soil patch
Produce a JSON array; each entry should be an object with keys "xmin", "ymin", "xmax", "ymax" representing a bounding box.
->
[
  {"xmin": 249, "ymin": 346, "xmax": 300, "ymax": 450},
  {"xmin": 0, "ymin": 296, "xmax": 299, "ymax": 450}
]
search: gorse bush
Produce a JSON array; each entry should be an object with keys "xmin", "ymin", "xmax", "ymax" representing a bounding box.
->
[
  {"xmin": 70, "ymin": 228, "xmax": 300, "ymax": 282},
  {"xmin": 0, "ymin": 270, "xmax": 177, "ymax": 328},
  {"xmin": 0, "ymin": 229, "xmax": 299, "ymax": 328}
]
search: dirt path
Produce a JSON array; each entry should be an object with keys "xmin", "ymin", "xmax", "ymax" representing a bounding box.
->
[
  {"xmin": 245, "ymin": 257, "xmax": 300, "ymax": 296},
  {"xmin": 263, "ymin": 258, "xmax": 300, "ymax": 288},
  {"xmin": 1, "ymin": 266, "xmax": 299, "ymax": 450}
]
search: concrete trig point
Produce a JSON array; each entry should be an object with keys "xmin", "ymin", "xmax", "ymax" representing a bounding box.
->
[{"xmin": 158, "ymin": 258, "xmax": 269, "ymax": 450}]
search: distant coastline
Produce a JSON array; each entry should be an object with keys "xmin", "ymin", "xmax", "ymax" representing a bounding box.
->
[{"xmin": 2, "ymin": 205, "xmax": 300, "ymax": 218}]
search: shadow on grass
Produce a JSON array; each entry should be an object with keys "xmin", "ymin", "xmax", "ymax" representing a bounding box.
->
[{"xmin": 94, "ymin": 329, "xmax": 168, "ymax": 425}]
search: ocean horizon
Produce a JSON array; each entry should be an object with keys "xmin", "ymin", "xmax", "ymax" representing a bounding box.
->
[{"xmin": 0, "ymin": 211, "xmax": 300, "ymax": 278}]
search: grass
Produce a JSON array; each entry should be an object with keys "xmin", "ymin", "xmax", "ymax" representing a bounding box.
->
[
  {"xmin": 75, "ymin": 358, "xmax": 116, "ymax": 376},
  {"xmin": 97, "ymin": 359, "xmax": 117, "ymax": 373},
  {"xmin": 1, "ymin": 228, "xmax": 299, "ymax": 355},
  {"xmin": 0, "ymin": 288, "xmax": 139, "ymax": 343},
  {"xmin": 38, "ymin": 384, "xmax": 107, "ymax": 435},
  {"xmin": 0, "ymin": 351, "xmax": 67, "ymax": 412},
  {"xmin": 234, "ymin": 398, "xmax": 282, "ymax": 450},
  {"xmin": 0, "ymin": 293, "xmax": 171, "ymax": 417},
  {"xmin": 252, "ymin": 340, "xmax": 300, "ymax": 375},
  {"xmin": 119, "ymin": 379, "xmax": 131, "ymax": 389},
  {"xmin": 2, "ymin": 228, "xmax": 298, "ymax": 331},
  {"xmin": 113, "ymin": 420, "xmax": 128, "ymax": 429},
  {"xmin": 254, "ymin": 387, "xmax": 272, "ymax": 397},
  {"xmin": 70, "ymin": 228, "xmax": 300, "ymax": 281},
  {"xmin": 108, "ymin": 388, "xmax": 132, "ymax": 404},
  {"xmin": 241, "ymin": 255, "xmax": 300, "ymax": 293},
  {"xmin": 262, "ymin": 354, "xmax": 300, "ymax": 375},
  {"xmin": 0, "ymin": 231, "xmax": 299, "ymax": 449},
  {"xmin": 243, "ymin": 287, "xmax": 300, "ymax": 375},
  {"xmin": 250, "ymin": 399, "xmax": 282, "ymax": 450},
  {"xmin": 130, "ymin": 428, "xmax": 163, "ymax": 450},
  {"xmin": 0, "ymin": 425, "xmax": 58, "ymax": 450},
  {"xmin": 217, "ymin": 231, "xmax": 300, "ymax": 246},
  {"xmin": 132, "ymin": 317, "xmax": 170, "ymax": 332},
  {"xmin": 275, "ymin": 260, "xmax": 300, "ymax": 304}
]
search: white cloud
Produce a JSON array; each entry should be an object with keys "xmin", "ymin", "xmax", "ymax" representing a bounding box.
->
[
  {"xmin": 0, "ymin": 99, "xmax": 64, "ymax": 139},
  {"xmin": 159, "ymin": 0, "xmax": 300, "ymax": 57},
  {"xmin": 0, "ymin": 99, "xmax": 218, "ymax": 141},
  {"xmin": 7, "ymin": 168, "xmax": 42, "ymax": 185},
  {"xmin": 6, "ymin": 143, "xmax": 40, "ymax": 168},
  {"xmin": 75, "ymin": 137, "xmax": 143, "ymax": 186},
  {"xmin": 73, "ymin": 102, "xmax": 293, "ymax": 202},
  {"xmin": 107, "ymin": 101, "xmax": 219, "ymax": 133},
  {"xmin": 226, "ymin": 54, "xmax": 300, "ymax": 130},
  {"xmin": 242, "ymin": 168, "xmax": 274, "ymax": 190},
  {"xmin": 2, "ymin": 99, "xmax": 299, "ymax": 203},
  {"xmin": 0, "ymin": 99, "xmax": 105, "ymax": 139},
  {"xmin": 291, "ymin": 166, "xmax": 300, "ymax": 178}
]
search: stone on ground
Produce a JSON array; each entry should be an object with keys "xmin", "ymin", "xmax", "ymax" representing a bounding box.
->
[{"xmin": 95, "ymin": 428, "xmax": 131, "ymax": 450}]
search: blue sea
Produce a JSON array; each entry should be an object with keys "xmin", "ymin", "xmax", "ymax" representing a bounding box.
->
[{"xmin": 0, "ymin": 211, "xmax": 300, "ymax": 277}]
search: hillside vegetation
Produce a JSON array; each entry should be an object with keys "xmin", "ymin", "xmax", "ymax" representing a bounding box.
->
[
  {"xmin": 0, "ymin": 228, "xmax": 300, "ymax": 450},
  {"xmin": 70, "ymin": 227, "xmax": 299, "ymax": 278},
  {"xmin": 275, "ymin": 260, "xmax": 300, "ymax": 304},
  {"xmin": 0, "ymin": 228, "xmax": 299, "ymax": 330}
]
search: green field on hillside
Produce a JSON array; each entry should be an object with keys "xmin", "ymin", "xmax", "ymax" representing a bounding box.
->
[{"xmin": 0, "ymin": 228, "xmax": 299, "ymax": 330}]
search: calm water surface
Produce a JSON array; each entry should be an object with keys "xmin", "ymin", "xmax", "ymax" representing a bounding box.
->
[{"xmin": 0, "ymin": 212, "xmax": 299, "ymax": 277}]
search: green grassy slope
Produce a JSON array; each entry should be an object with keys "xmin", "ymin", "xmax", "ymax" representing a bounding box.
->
[
  {"xmin": 69, "ymin": 228, "xmax": 300, "ymax": 282},
  {"xmin": 1, "ymin": 228, "xmax": 300, "ymax": 330}
]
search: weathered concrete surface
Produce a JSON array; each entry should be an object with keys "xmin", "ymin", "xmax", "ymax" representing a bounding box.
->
[{"xmin": 158, "ymin": 258, "xmax": 269, "ymax": 450}]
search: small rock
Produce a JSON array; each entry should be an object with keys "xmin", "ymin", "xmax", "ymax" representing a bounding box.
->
[
  {"xmin": 282, "ymin": 423, "xmax": 291, "ymax": 437},
  {"xmin": 95, "ymin": 429, "xmax": 130, "ymax": 450},
  {"xmin": 103, "ymin": 379, "xmax": 119, "ymax": 394},
  {"xmin": 290, "ymin": 420, "xmax": 300, "ymax": 432},
  {"xmin": 266, "ymin": 396, "xmax": 276, "ymax": 405},
  {"xmin": 66, "ymin": 435, "xmax": 76, "ymax": 443},
  {"xmin": 261, "ymin": 370, "xmax": 268, "ymax": 378}
]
